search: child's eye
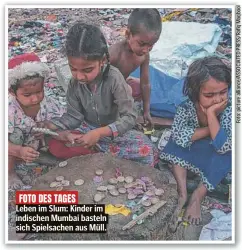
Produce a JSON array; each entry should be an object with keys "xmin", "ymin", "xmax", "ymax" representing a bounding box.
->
[
  {"xmin": 138, "ymin": 41, "xmax": 145, "ymax": 46},
  {"xmin": 23, "ymin": 94, "xmax": 31, "ymax": 97},
  {"xmin": 204, "ymin": 94, "xmax": 213, "ymax": 98},
  {"xmin": 83, "ymin": 68, "xmax": 93, "ymax": 73}
]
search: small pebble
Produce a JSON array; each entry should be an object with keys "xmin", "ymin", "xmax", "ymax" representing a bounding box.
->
[
  {"xmin": 56, "ymin": 186, "xmax": 63, "ymax": 191},
  {"xmin": 95, "ymin": 169, "xmax": 103, "ymax": 175},
  {"xmin": 107, "ymin": 185, "xmax": 115, "ymax": 190},
  {"xmin": 61, "ymin": 180, "xmax": 70, "ymax": 186},
  {"xmin": 56, "ymin": 176, "xmax": 64, "ymax": 182},
  {"xmin": 74, "ymin": 179, "xmax": 84, "ymax": 186},
  {"xmin": 50, "ymin": 181, "xmax": 62, "ymax": 188},
  {"xmin": 117, "ymin": 176, "xmax": 125, "ymax": 182},
  {"xmin": 59, "ymin": 161, "xmax": 67, "ymax": 168}
]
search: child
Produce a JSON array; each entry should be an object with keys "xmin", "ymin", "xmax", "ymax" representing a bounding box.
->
[
  {"xmin": 160, "ymin": 56, "xmax": 231, "ymax": 225},
  {"xmin": 41, "ymin": 22, "xmax": 158, "ymax": 167},
  {"xmin": 109, "ymin": 8, "xmax": 162, "ymax": 127},
  {"xmin": 8, "ymin": 53, "xmax": 66, "ymax": 188}
]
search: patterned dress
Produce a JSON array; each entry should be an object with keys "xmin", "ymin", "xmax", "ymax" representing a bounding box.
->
[
  {"xmin": 8, "ymin": 94, "xmax": 66, "ymax": 150},
  {"xmin": 159, "ymin": 99, "xmax": 232, "ymax": 191},
  {"xmin": 75, "ymin": 121, "xmax": 159, "ymax": 168}
]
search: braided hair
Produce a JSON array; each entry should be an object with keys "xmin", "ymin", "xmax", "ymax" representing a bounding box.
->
[
  {"xmin": 183, "ymin": 56, "xmax": 231, "ymax": 103},
  {"xmin": 65, "ymin": 22, "xmax": 110, "ymax": 80}
]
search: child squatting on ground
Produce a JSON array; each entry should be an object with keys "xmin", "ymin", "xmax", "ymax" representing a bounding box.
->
[
  {"xmin": 8, "ymin": 53, "xmax": 66, "ymax": 189},
  {"xmin": 160, "ymin": 56, "xmax": 231, "ymax": 225},
  {"xmin": 39, "ymin": 22, "xmax": 159, "ymax": 167},
  {"xmin": 109, "ymin": 8, "xmax": 162, "ymax": 128}
]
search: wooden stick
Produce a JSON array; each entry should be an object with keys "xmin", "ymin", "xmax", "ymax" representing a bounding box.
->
[{"xmin": 122, "ymin": 200, "xmax": 167, "ymax": 230}]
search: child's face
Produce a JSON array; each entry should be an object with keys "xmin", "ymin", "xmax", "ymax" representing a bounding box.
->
[
  {"xmin": 199, "ymin": 77, "xmax": 229, "ymax": 109},
  {"xmin": 11, "ymin": 78, "xmax": 44, "ymax": 108},
  {"xmin": 68, "ymin": 56, "xmax": 105, "ymax": 83},
  {"xmin": 126, "ymin": 28, "xmax": 159, "ymax": 56}
]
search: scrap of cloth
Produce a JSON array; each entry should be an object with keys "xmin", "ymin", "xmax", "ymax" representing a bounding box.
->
[
  {"xmin": 199, "ymin": 209, "xmax": 232, "ymax": 241},
  {"xmin": 105, "ymin": 204, "xmax": 131, "ymax": 216}
]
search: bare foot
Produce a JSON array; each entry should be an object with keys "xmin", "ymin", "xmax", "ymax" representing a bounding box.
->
[
  {"xmin": 168, "ymin": 195, "xmax": 187, "ymax": 232},
  {"xmin": 8, "ymin": 172, "xmax": 24, "ymax": 190},
  {"xmin": 184, "ymin": 184, "xmax": 207, "ymax": 225}
]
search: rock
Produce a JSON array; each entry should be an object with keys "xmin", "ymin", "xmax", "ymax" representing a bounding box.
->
[{"xmin": 26, "ymin": 153, "xmax": 178, "ymax": 240}]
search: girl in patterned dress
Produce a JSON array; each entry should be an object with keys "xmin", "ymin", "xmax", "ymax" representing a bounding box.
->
[
  {"xmin": 8, "ymin": 53, "xmax": 66, "ymax": 188},
  {"xmin": 39, "ymin": 22, "xmax": 158, "ymax": 167},
  {"xmin": 160, "ymin": 56, "xmax": 231, "ymax": 225}
]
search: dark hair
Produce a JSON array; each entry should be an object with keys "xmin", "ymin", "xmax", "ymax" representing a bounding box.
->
[
  {"xmin": 183, "ymin": 56, "xmax": 231, "ymax": 102},
  {"xmin": 10, "ymin": 75, "xmax": 44, "ymax": 93},
  {"xmin": 128, "ymin": 8, "xmax": 162, "ymax": 36},
  {"xmin": 65, "ymin": 22, "xmax": 110, "ymax": 79}
]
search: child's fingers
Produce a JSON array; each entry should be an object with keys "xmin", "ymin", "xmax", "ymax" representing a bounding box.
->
[
  {"xmin": 24, "ymin": 155, "xmax": 37, "ymax": 162},
  {"xmin": 27, "ymin": 149, "xmax": 40, "ymax": 157},
  {"xmin": 33, "ymin": 133, "xmax": 44, "ymax": 139},
  {"xmin": 73, "ymin": 135, "xmax": 84, "ymax": 143}
]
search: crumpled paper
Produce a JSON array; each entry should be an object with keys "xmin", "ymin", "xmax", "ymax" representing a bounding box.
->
[
  {"xmin": 199, "ymin": 209, "xmax": 232, "ymax": 241},
  {"xmin": 105, "ymin": 204, "xmax": 131, "ymax": 216}
]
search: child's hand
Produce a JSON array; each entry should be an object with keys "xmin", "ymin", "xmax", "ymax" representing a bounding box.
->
[
  {"xmin": 207, "ymin": 99, "xmax": 228, "ymax": 116},
  {"xmin": 143, "ymin": 112, "xmax": 153, "ymax": 128},
  {"xmin": 75, "ymin": 130, "xmax": 100, "ymax": 148},
  {"xmin": 56, "ymin": 131, "xmax": 78, "ymax": 143},
  {"xmin": 200, "ymin": 104, "xmax": 207, "ymax": 115},
  {"xmin": 19, "ymin": 146, "xmax": 40, "ymax": 163}
]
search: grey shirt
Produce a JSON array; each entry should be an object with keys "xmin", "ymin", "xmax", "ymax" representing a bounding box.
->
[{"xmin": 51, "ymin": 65, "xmax": 138, "ymax": 137}]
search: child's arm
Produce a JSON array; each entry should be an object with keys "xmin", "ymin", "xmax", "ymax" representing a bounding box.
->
[
  {"xmin": 207, "ymin": 100, "xmax": 231, "ymax": 154},
  {"xmin": 140, "ymin": 54, "xmax": 152, "ymax": 126},
  {"xmin": 191, "ymin": 127, "xmax": 210, "ymax": 141},
  {"xmin": 110, "ymin": 69, "xmax": 138, "ymax": 137},
  {"xmin": 172, "ymin": 105, "xmax": 209, "ymax": 148}
]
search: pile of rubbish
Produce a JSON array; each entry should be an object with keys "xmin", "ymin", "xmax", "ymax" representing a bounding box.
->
[{"xmin": 8, "ymin": 8, "xmax": 232, "ymax": 107}]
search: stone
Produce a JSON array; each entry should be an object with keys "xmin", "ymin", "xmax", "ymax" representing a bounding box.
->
[
  {"xmin": 107, "ymin": 185, "xmax": 116, "ymax": 190},
  {"xmin": 108, "ymin": 178, "xmax": 118, "ymax": 184},
  {"xmin": 49, "ymin": 181, "xmax": 61, "ymax": 188},
  {"xmin": 61, "ymin": 180, "xmax": 70, "ymax": 186},
  {"xmin": 128, "ymin": 193, "xmax": 137, "ymax": 200},
  {"xmin": 59, "ymin": 161, "xmax": 67, "ymax": 168},
  {"xmin": 74, "ymin": 179, "xmax": 84, "ymax": 186},
  {"xmin": 155, "ymin": 188, "xmax": 165, "ymax": 196},
  {"xmin": 56, "ymin": 176, "xmax": 64, "ymax": 181},
  {"xmin": 125, "ymin": 176, "xmax": 134, "ymax": 183},
  {"xmin": 56, "ymin": 186, "xmax": 63, "ymax": 191},
  {"xmin": 96, "ymin": 186, "xmax": 107, "ymax": 192},
  {"xmin": 142, "ymin": 199, "xmax": 152, "ymax": 207},
  {"xmin": 109, "ymin": 189, "xmax": 119, "ymax": 196},
  {"xmin": 151, "ymin": 197, "xmax": 160, "ymax": 205},
  {"xmin": 94, "ymin": 193, "xmax": 105, "ymax": 202},
  {"xmin": 118, "ymin": 187, "xmax": 126, "ymax": 194},
  {"xmin": 117, "ymin": 176, "xmax": 125, "ymax": 182},
  {"xmin": 95, "ymin": 169, "xmax": 103, "ymax": 176},
  {"xmin": 27, "ymin": 153, "xmax": 178, "ymax": 241}
]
